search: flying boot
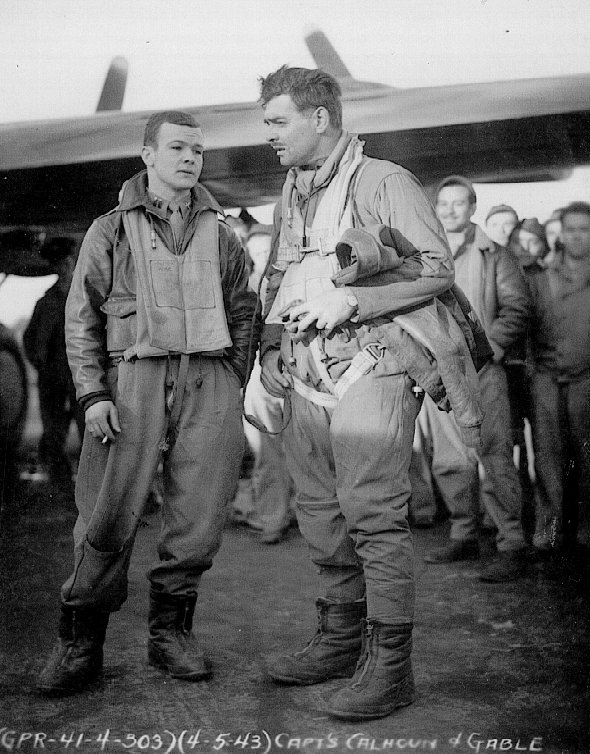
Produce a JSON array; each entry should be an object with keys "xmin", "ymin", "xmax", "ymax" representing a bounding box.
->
[
  {"xmin": 265, "ymin": 598, "xmax": 366, "ymax": 685},
  {"xmin": 326, "ymin": 619, "xmax": 415, "ymax": 721},
  {"xmin": 37, "ymin": 605, "xmax": 109, "ymax": 695},
  {"xmin": 147, "ymin": 590, "xmax": 211, "ymax": 680}
]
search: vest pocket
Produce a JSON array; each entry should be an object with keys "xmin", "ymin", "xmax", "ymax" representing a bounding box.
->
[
  {"xmin": 149, "ymin": 259, "xmax": 215, "ymax": 309},
  {"xmin": 182, "ymin": 260, "xmax": 215, "ymax": 309},
  {"xmin": 100, "ymin": 297, "xmax": 137, "ymax": 352}
]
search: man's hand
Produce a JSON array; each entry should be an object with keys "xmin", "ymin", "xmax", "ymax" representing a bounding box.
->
[
  {"xmin": 286, "ymin": 289, "xmax": 356, "ymax": 338},
  {"xmin": 85, "ymin": 400, "xmax": 121, "ymax": 443},
  {"xmin": 260, "ymin": 350, "xmax": 293, "ymax": 398}
]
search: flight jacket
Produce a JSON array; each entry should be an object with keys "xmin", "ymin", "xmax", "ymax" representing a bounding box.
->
[
  {"xmin": 65, "ymin": 170, "xmax": 260, "ymax": 409},
  {"xmin": 455, "ymin": 223, "xmax": 530, "ymax": 363}
]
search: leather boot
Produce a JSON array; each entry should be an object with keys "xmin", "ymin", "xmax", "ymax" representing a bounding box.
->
[
  {"xmin": 265, "ymin": 598, "xmax": 366, "ymax": 685},
  {"xmin": 326, "ymin": 619, "xmax": 416, "ymax": 721},
  {"xmin": 37, "ymin": 605, "xmax": 109, "ymax": 695},
  {"xmin": 147, "ymin": 590, "xmax": 211, "ymax": 680}
]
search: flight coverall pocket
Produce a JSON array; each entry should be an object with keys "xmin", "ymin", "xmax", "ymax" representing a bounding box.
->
[
  {"xmin": 100, "ymin": 297, "xmax": 137, "ymax": 352},
  {"xmin": 149, "ymin": 259, "xmax": 215, "ymax": 309}
]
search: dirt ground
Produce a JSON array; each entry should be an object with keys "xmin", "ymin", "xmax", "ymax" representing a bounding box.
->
[{"xmin": 1, "ymin": 473, "xmax": 589, "ymax": 754}]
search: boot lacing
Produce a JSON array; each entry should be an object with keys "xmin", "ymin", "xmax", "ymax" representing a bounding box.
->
[{"xmin": 294, "ymin": 608, "xmax": 326, "ymax": 658}]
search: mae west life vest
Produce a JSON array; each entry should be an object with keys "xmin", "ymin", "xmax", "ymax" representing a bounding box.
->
[{"xmin": 120, "ymin": 208, "xmax": 232, "ymax": 359}]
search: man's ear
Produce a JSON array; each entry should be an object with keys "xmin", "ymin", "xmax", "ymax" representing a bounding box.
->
[
  {"xmin": 141, "ymin": 145, "xmax": 155, "ymax": 168},
  {"xmin": 468, "ymin": 203, "xmax": 477, "ymax": 220},
  {"xmin": 313, "ymin": 106, "xmax": 331, "ymax": 134}
]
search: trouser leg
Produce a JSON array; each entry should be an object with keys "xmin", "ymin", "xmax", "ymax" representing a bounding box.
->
[
  {"xmin": 253, "ymin": 433, "xmax": 293, "ymax": 531},
  {"xmin": 408, "ymin": 410, "xmax": 437, "ymax": 524},
  {"xmin": 477, "ymin": 363, "xmax": 525, "ymax": 552},
  {"xmin": 332, "ymin": 373, "xmax": 419, "ymax": 624},
  {"xmin": 562, "ymin": 378, "xmax": 590, "ymax": 545},
  {"xmin": 505, "ymin": 364, "xmax": 536, "ymax": 540},
  {"xmin": 283, "ymin": 392, "xmax": 365, "ymax": 604},
  {"xmin": 61, "ymin": 359, "xmax": 167, "ymax": 612},
  {"xmin": 530, "ymin": 372, "xmax": 563, "ymax": 546},
  {"xmin": 568, "ymin": 377, "xmax": 590, "ymax": 503},
  {"xmin": 149, "ymin": 358, "xmax": 244, "ymax": 595},
  {"xmin": 423, "ymin": 395, "xmax": 480, "ymax": 542},
  {"xmin": 38, "ymin": 378, "xmax": 72, "ymax": 475}
]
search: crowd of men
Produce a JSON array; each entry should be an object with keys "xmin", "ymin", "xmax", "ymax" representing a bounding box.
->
[
  {"xmin": 412, "ymin": 179, "xmax": 590, "ymax": 584},
  {"xmin": 5, "ymin": 64, "xmax": 587, "ymax": 723}
]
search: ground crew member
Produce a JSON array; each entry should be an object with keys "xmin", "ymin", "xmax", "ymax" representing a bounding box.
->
[
  {"xmin": 37, "ymin": 110, "xmax": 259, "ymax": 695},
  {"xmin": 23, "ymin": 238, "xmax": 84, "ymax": 484},
  {"xmin": 424, "ymin": 175, "xmax": 529, "ymax": 581},
  {"xmin": 258, "ymin": 66, "xmax": 455, "ymax": 721},
  {"xmin": 525, "ymin": 202, "xmax": 590, "ymax": 553}
]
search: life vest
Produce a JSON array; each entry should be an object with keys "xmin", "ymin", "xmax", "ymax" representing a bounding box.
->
[
  {"xmin": 121, "ymin": 208, "xmax": 231, "ymax": 358},
  {"xmin": 266, "ymin": 136, "xmax": 365, "ymax": 327}
]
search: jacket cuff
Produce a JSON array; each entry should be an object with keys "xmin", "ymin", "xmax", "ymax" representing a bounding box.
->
[
  {"xmin": 225, "ymin": 356, "xmax": 247, "ymax": 387},
  {"xmin": 79, "ymin": 391, "xmax": 112, "ymax": 412}
]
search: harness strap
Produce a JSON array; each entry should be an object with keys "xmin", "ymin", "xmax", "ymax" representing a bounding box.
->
[
  {"xmin": 294, "ymin": 342, "xmax": 386, "ymax": 408},
  {"xmin": 292, "ymin": 377, "xmax": 338, "ymax": 408},
  {"xmin": 333, "ymin": 344, "xmax": 386, "ymax": 399},
  {"xmin": 277, "ymin": 236, "xmax": 338, "ymax": 263}
]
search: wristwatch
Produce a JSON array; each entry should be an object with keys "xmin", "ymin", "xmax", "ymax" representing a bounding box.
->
[{"xmin": 345, "ymin": 292, "xmax": 359, "ymax": 312}]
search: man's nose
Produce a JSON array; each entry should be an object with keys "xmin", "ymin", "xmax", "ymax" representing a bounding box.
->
[{"xmin": 182, "ymin": 148, "xmax": 195, "ymax": 162}]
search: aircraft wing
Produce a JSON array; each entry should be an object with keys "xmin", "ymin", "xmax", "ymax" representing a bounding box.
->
[{"xmin": 1, "ymin": 73, "xmax": 590, "ymax": 233}]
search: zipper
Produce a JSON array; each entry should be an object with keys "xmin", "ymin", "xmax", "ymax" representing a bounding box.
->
[{"xmin": 351, "ymin": 621, "xmax": 374, "ymax": 687}]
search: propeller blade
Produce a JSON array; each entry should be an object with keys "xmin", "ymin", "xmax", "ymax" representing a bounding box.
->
[
  {"xmin": 96, "ymin": 56, "xmax": 128, "ymax": 112},
  {"xmin": 304, "ymin": 27, "xmax": 391, "ymax": 92},
  {"xmin": 304, "ymin": 28, "xmax": 352, "ymax": 80}
]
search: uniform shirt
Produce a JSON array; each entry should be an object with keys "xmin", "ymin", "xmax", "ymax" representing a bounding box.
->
[{"xmin": 148, "ymin": 192, "xmax": 192, "ymax": 250}]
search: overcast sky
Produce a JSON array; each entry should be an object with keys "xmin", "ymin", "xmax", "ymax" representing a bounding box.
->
[
  {"xmin": 1, "ymin": 0, "xmax": 590, "ymax": 123},
  {"xmin": 1, "ymin": 0, "xmax": 590, "ymax": 326}
]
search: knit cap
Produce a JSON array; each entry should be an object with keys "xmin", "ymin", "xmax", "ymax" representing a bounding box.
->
[
  {"xmin": 435, "ymin": 175, "xmax": 477, "ymax": 203},
  {"xmin": 485, "ymin": 204, "xmax": 518, "ymax": 223},
  {"xmin": 519, "ymin": 217, "xmax": 546, "ymax": 242}
]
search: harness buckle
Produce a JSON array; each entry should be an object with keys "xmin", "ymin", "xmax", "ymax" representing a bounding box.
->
[
  {"xmin": 292, "ymin": 243, "xmax": 305, "ymax": 263},
  {"xmin": 362, "ymin": 342, "xmax": 386, "ymax": 366}
]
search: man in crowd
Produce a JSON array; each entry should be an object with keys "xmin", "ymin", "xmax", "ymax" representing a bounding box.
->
[
  {"xmin": 485, "ymin": 204, "xmax": 519, "ymax": 248},
  {"xmin": 509, "ymin": 218, "xmax": 550, "ymax": 270},
  {"xmin": 37, "ymin": 110, "xmax": 259, "ymax": 695},
  {"xmin": 258, "ymin": 65, "xmax": 455, "ymax": 721},
  {"xmin": 525, "ymin": 202, "xmax": 590, "ymax": 553},
  {"xmin": 543, "ymin": 210, "xmax": 563, "ymax": 264},
  {"xmin": 23, "ymin": 238, "xmax": 84, "ymax": 485},
  {"xmin": 423, "ymin": 175, "xmax": 530, "ymax": 581}
]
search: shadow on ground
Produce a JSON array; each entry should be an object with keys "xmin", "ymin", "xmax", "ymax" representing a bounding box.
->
[{"xmin": 1, "ymin": 476, "xmax": 589, "ymax": 754}]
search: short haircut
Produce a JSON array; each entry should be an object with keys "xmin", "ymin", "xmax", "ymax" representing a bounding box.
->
[
  {"xmin": 143, "ymin": 110, "xmax": 201, "ymax": 148},
  {"xmin": 258, "ymin": 66, "xmax": 342, "ymax": 129},
  {"xmin": 560, "ymin": 201, "xmax": 590, "ymax": 223},
  {"xmin": 435, "ymin": 175, "xmax": 477, "ymax": 204}
]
